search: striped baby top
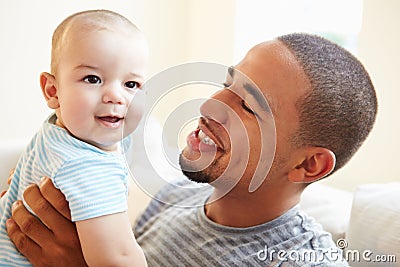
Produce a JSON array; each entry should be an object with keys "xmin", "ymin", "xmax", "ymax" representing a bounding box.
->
[
  {"xmin": 0, "ymin": 114, "xmax": 130, "ymax": 266},
  {"xmin": 134, "ymin": 179, "xmax": 349, "ymax": 266}
]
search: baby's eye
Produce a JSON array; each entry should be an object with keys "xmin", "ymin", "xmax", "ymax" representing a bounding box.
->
[
  {"xmin": 83, "ymin": 75, "xmax": 101, "ymax": 84},
  {"xmin": 125, "ymin": 81, "xmax": 139, "ymax": 89}
]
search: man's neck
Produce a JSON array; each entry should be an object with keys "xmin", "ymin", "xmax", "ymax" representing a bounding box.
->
[{"xmin": 204, "ymin": 182, "xmax": 302, "ymax": 228}]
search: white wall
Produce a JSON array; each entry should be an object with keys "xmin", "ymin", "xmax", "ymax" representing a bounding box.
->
[{"xmin": 322, "ymin": 0, "xmax": 400, "ymax": 190}]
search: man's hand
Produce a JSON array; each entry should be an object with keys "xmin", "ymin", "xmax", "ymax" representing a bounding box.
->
[
  {"xmin": 6, "ymin": 177, "xmax": 87, "ymax": 267},
  {"xmin": 1, "ymin": 168, "xmax": 14, "ymax": 197}
]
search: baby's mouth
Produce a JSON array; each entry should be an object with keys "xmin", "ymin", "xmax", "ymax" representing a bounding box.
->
[{"xmin": 97, "ymin": 116, "xmax": 123, "ymax": 123}]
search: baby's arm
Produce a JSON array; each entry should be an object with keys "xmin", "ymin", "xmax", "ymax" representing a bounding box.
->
[
  {"xmin": 53, "ymin": 154, "xmax": 146, "ymax": 266},
  {"xmin": 77, "ymin": 211, "xmax": 147, "ymax": 267}
]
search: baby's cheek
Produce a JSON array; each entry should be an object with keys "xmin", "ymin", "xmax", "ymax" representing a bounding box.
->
[{"xmin": 59, "ymin": 97, "xmax": 92, "ymax": 134}]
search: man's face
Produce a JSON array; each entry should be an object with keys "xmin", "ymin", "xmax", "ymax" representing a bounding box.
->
[{"xmin": 179, "ymin": 41, "xmax": 310, "ymax": 191}]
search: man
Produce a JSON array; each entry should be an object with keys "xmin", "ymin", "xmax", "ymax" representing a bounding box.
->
[{"xmin": 5, "ymin": 33, "xmax": 377, "ymax": 266}]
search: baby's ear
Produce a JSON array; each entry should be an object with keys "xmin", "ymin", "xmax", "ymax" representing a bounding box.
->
[{"xmin": 40, "ymin": 72, "xmax": 59, "ymax": 109}]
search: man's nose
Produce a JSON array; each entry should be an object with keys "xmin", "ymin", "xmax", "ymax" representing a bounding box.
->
[
  {"xmin": 200, "ymin": 89, "xmax": 233, "ymax": 124},
  {"xmin": 102, "ymin": 84, "xmax": 126, "ymax": 105}
]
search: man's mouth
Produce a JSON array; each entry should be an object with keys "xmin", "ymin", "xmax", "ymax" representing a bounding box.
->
[
  {"xmin": 198, "ymin": 129, "xmax": 216, "ymax": 146},
  {"xmin": 186, "ymin": 117, "xmax": 226, "ymax": 153},
  {"xmin": 198, "ymin": 117, "xmax": 225, "ymax": 150}
]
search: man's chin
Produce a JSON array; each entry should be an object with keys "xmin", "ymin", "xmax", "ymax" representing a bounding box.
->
[
  {"xmin": 181, "ymin": 169, "xmax": 211, "ymax": 184},
  {"xmin": 179, "ymin": 154, "xmax": 211, "ymax": 184}
]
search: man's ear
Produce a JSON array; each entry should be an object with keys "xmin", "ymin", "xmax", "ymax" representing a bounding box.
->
[
  {"xmin": 288, "ymin": 147, "xmax": 336, "ymax": 184},
  {"xmin": 40, "ymin": 72, "xmax": 59, "ymax": 109}
]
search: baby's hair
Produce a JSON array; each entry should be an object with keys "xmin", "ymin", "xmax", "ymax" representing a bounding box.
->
[{"xmin": 50, "ymin": 10, "xmax": 139, "ymax": 75}]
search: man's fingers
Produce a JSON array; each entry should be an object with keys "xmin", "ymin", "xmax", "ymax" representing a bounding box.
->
[
  {"xmin": 39, "ymin": 177, "xmax": 71, "ymax": 220},
  {"xmin": 6, "ymin": 218, "xmax": 42, "ymax": 261},
  {"xmin": 23, "ymin": 183, "xmax": 72, "ymax": 233},
  {"xmin": 7, "ymin": 168, "xmax": 15, "ymax": 185},
  {"xmin": 11, "ymin": 186, "xmax": 85, "ymax": 267},
  {"xmin": 11, "ymin": 200, "xmax": 54, "ymax": 242},
  {"xmin": 0, "ymin": 168, "xmax": 15, "ymax": 198}
]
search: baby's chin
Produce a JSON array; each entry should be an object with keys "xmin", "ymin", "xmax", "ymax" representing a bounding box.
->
[{"xmin": 81, "ymin": 136, "xmax": 122, "ymax": 152}]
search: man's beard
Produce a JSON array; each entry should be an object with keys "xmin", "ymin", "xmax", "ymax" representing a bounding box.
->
[{"xmin": 179, "ymin": 153, "xmax": 213, "ymax": 184}]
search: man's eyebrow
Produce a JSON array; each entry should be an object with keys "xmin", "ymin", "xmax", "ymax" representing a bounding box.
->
[
  {"xmin": 228, "ymin": 66, "xmax": 270, "ymax": 113},
  {"xmin": 243, "ymin": 83, "xmax": 270, "ymax": 113}
]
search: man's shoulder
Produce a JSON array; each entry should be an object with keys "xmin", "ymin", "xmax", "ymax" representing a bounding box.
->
[
  {"xmin": 134, "ymin": 179, "xmax": 211, "ymax": 230},
  {"xmin": 150, "ymin": 179, "xmax": 211, "ymax": 206}
]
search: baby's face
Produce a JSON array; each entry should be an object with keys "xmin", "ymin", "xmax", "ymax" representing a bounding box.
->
[{"xmin": 53, "ymin": 26, "xmax": 149, "ymax": 151}]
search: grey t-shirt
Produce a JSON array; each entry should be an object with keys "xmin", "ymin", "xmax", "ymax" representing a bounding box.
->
[{"xmin": 134, "ymin": 180, "xmax": 348, "ymax": 266}]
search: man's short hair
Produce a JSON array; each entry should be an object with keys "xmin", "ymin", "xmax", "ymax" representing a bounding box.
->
[{"xmin": 278, "ymin": 33, "xmax": 378, "ymax": 175}]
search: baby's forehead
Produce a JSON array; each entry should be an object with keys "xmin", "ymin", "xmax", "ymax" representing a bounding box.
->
[
  {"xmin": 51, "ymin": 11, "xmax": 145, "ymax": 74},
  {"xmin": 68, "ymin": 16, "xmax": 137, "ymax": 36},
  {"xmin": 56, "ymin": 18, "xmax": 142, "ymax": 55}
]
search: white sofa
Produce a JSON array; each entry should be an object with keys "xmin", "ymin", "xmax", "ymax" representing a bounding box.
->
[{"xmin": 1, "ymin": 139, "xmax": 399, "ymax": 266}]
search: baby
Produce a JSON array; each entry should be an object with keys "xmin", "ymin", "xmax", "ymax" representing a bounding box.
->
[{"xmin": 0, "ymin": 10, "xmax": 149, "ymax": 266}]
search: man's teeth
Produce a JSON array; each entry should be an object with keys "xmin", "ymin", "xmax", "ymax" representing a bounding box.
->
[{"xmin": 198, "ymin": 130, "xmax": 216, "ymax": 146}]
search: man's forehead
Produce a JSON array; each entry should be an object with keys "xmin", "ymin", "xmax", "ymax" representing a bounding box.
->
[
  {"xmin": 228, "ymin": 42, "xmax": 296, "ymax": 116},
  {"xmin": 233, "ymin": 39, "xmax": 310, "ymax": 96}
]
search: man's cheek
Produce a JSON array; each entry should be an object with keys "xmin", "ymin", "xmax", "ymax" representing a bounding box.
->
[
  {"xmin": 125, "ymin": 100, "xmax": 144, "ymax": 135},
  {"xmin": 124, "ymin": 113, "xmax": 143, "ymax": 136}
]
